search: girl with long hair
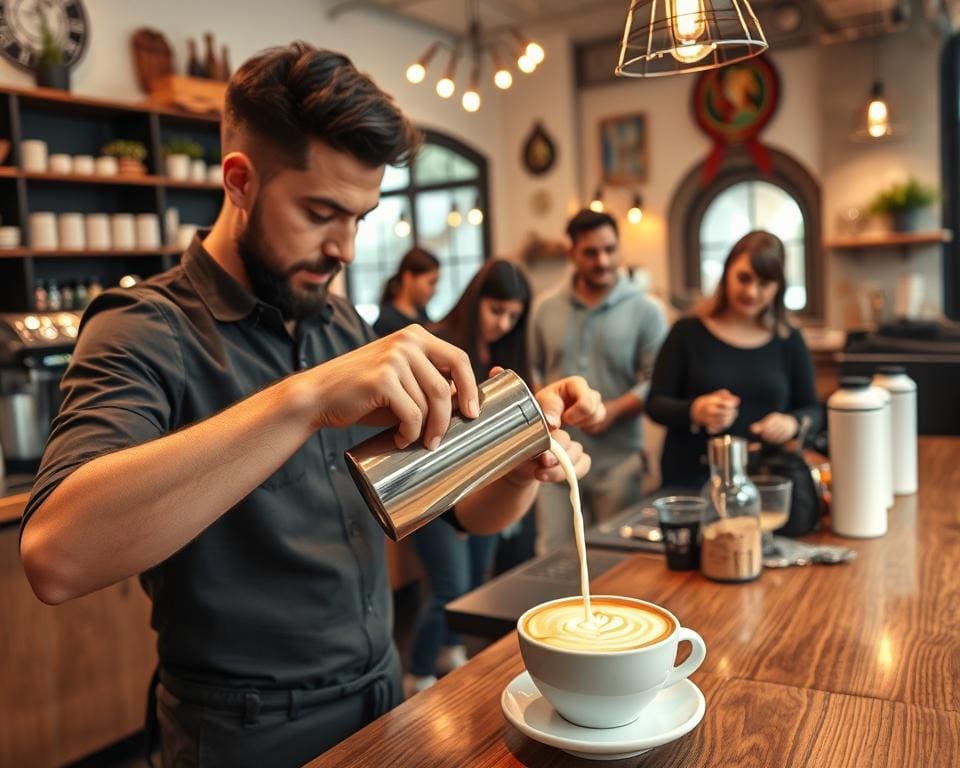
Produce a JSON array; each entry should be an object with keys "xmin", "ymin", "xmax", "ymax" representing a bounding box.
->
[{"xmin": 373, "ymin": 247, "xmax": 440, "ymax": 336}]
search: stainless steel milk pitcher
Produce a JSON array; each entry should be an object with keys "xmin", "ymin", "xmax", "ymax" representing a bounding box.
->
[{"xmin": 344, "ymin": 369, "xmax": 550, "ymax": 541}]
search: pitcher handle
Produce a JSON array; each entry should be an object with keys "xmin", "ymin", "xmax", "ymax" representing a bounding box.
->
[{"xmin": 664, "ymin": 627, "xmax": 706, "ymax": 688}]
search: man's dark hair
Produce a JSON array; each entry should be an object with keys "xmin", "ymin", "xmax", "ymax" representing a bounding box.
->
[
  {"xmin": 566, "ymin": 209, "xmax": 619, "ymax": 244},
  {"xmin": 225, "ymin": 42, "xmax": 422, "ymax": 171}
]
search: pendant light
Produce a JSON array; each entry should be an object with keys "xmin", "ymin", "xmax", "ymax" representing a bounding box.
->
[
  {"xmin": 616, "ymin": 0, "xmax": 768, "ymax": 78},
  {"xmin": 447, "ymin": 203, "xmax": 463, "ymax": 228},
  {"xmin": 467, "ymin": 197, "xmax": 484, "ymax": 226},
  {"xmin": 394, "ymin": 210, "xmax": 411, "ymax": 238},
  {"xmin": 589, "ymin": 187, "xmax": 605, "ymax": 213},
  {"xmin": 851, "ymin": 3, "xmax": 901, "ymax": 141},
  {"xmin": 627, "ymin": 193, "xmax": 644, "ymax": 224}
]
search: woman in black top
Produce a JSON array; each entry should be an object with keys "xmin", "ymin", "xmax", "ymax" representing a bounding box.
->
[
  {"xmin": 405, "ymin": 259, "xmax": 533, "ymax": 696},
  {"xmin": 373, "ymin": 247, "xmax": 439, "ymax": 336},
  {"xmin": 647, "ymin": 231, "xmax": 821, "ymax": 488}
]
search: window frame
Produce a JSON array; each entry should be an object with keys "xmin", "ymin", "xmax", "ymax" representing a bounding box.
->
[
  {"xmin": 345, "ymin": 129, "xmax": 492, "ymax": 313},
  {"xmin": 667, "ymin": 146, "xmax": 823, "ymax": 319},
  {"xmin": 940, "ymin": 33, "xmax": 959, "ymax": 320}
]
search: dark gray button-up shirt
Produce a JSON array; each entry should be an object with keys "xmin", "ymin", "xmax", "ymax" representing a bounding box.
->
[{"xmin": 23, "ymin": 236, "xmax": 394, "ymax": 689}]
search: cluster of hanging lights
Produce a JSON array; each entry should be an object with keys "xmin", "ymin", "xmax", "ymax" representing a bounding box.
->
[
  {"xmin": 589, "ymin": 187, "xmax": 645, "ymax": 225},
  {"xmin": 393, "ymin": 197, "xmax": 484, "ymax": 238},
  {"xmin": 405, "ymin": 0, "xmax": 544, "ymax": 113}
]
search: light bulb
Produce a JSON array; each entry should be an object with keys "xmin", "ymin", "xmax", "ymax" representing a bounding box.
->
[
  {"xmin": 667, "ymin": 0, "xmax": 716, "ymax": 64},
  {"xmin": 394, "ymin": 218, "xmax": 411, "ymax": 238},
  {"xmin": 670, "ymin": 0, "xmax": 707, "ymax": 41},
  {"xmin": 525, "ymin": 41, "xmax": 545, "ymax": 65},
  {"xmin": 589, "ymin": 199, "xmax": 604, "ymax": 213},
  {"xmin": 462, "ymin": 89, "xmax": 481, "ymax": 112},
  {"xmin": 628, "ymin": 206, "xmax": 644, "ymax": 224},
  {"xmin": 867, "ymin": 99, "xmax": 889, "ymax": 138},
  {"xmin": 436, "ymin": 77, "xmax": 455, "ymax": 98},
  {"xmin": 494, "ymin": 68, "xmax": 513, "ymax": 89},
  {"xmin": 518, "ymin": 55, "xmax": 536, "ymax": 74},
  {"xmin": 406, "ymin": 63, "xmax": 426, "ymax": 84},
  {"xmin": 467, "ymin": 207, "xmax": 483, "ymax": 226},
  {"xmin": 447, "ymin": 207, "xmax": 463, "ymax": 228}
]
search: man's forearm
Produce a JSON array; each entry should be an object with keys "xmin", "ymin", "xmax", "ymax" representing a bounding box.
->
[
  {"xmin": 455, "ymin": 473, "xmax": 539, "ymax": 535},
  {"xmin": 607, "ymin": 391, "xmax": 644, "ymax": 423},
  {"xmin": 21, "ymin": 374, "xmax": 316, "ymax": 604}
]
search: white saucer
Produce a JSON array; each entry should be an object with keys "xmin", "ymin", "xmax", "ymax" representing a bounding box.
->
[{"xmin": 501, "ymin": 671, "xmax": 705, "ymax": 761}]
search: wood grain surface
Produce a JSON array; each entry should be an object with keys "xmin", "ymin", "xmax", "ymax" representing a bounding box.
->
[{"xmin": 307, "ymin": 437, "xmax": 960, "ymax": 767}]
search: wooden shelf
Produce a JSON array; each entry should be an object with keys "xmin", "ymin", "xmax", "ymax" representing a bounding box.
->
[
  {"xmin": 0, "ymin": 84, "xmax": 219, "ymax": 123},
  {"xmin": 824, "ymin": 230, "xmax": 953, "ymax": 251},
  {"xmin": 0, "ymin": 167, "xmax": 222, "ymax": 190},
  {"xmin": 0, "ymin": 248, "xmax": 178, "ymax": 259}
]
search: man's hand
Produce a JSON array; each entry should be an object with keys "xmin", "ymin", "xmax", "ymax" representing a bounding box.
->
[
  {"xmin": 750, "ymin": 412, "xmax": 798, "ymax": 444},
  {"xmin": 301, "ymin": 324, "xmax": 480, "ymax": 449},
  {"xmin": 534, "ymin": 375, "xmax": 605, "ymax": 432},
  {"xmin": 690, "ymin": 388, "xmax": 740, "ymax": 434}
]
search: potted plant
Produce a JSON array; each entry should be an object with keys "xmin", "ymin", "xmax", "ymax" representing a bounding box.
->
[
  {"xmin": 868, "ymin": 179, "xmax": 938, "ymax": 233},
  {"xmin": 163, "ymin": 137, "xmax": 204, "ymax": 180},
  {"xmin": 101, "ymin": 140, "xmax": 149, "ymax": 176},
  {"xmin": 34, "ymin": 6, "xmax": 69, "ymax": 91}
]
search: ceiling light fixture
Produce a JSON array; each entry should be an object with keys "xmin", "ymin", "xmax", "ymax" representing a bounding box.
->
[
  {"xmin": 616, "ymin": 0, "xmax": 768, "ymax": 78},
  {"xmin": 404, "ymin": 0, "xmax": 543, "ymax": 112}
]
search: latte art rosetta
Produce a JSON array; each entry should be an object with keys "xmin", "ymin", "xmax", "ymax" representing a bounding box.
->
[{"xmin": 524, "ymin": 599, "xmax": 674, "ymax": 652}]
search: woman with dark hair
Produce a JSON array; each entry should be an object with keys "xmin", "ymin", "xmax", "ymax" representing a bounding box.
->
[
  {"xmin": 373, "ymin": 247, "xmax": 440, "ymax": 336},
  {"xmin": 404, "ymin": 258, "xmax": 532, "ymax": 697},
  {"xmin": 647, "ymin": 230, "xmax": 821, "ymax": 488}
]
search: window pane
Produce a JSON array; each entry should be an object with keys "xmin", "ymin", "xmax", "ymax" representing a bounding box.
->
[
  {"xmin": 349, "ymin": 194, "xmax": 412, "ymax": 321},
  {"xmin": 381, "ymin": 164, "xmax": 410, "ymax": 193},
  {"xmin": 753, "ymin": 181, "xmax": 804, "ymax": 243},
  {"xmin": 416, "ymin": 186, "xmax": 483, "ymax": 318},
  {"xmin": 414, "ymin": 143, "xmax": 479, "ymax": 185},
  {"xmin": 699, "ymin": 180, "xmax": 807, "ymax": 311},
  {"xmin": 700, "ymin": 184, "xmax": 752, "ymax": 248}
]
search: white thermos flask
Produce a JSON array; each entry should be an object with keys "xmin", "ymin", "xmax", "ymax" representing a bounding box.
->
[
  {"xmin": 869, "ymin": 383, "xmax": 894, "ymax": 509},
  {"xmin": 827, "ymin": 377, "xmax": 887, "ymax": 538},
  {"xmin": 872, "ymin": 366, "xmax": 918, "ymax": 495}
]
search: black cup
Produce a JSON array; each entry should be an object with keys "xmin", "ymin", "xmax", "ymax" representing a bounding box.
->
[{"xmin": 654, "ymin": 496, "xmax": 704, "ymax": 571}]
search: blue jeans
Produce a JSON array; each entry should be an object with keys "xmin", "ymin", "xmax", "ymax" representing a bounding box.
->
[{"xmin": 408, "ymin": 520, "xmax": 498, "ymax": 676}]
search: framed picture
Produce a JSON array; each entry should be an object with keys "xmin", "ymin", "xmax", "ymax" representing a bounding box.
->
[{"xmin": 599, "ymin": 113, "xmax": 648, "ymax": 185}]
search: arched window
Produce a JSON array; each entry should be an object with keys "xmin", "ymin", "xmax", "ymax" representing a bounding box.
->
[
  {"xmin": 668, "ymin": 147, "xmax": 822, "ymax": 318},
  {"xmin": 348, "ymin": 130, "xmax": 490, "ymax": 325}
]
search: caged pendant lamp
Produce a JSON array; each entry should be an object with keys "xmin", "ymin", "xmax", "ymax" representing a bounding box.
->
[{"xmin": 616, "ymin": 0, "xmax": 768, "ymax": 78}]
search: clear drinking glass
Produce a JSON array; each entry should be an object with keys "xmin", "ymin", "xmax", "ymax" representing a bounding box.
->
[{"xmin": 751, "ymin": 474, "xmax": 793, "ymax": 555}]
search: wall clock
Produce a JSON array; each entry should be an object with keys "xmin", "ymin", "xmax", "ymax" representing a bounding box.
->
[{"xmin": 0, "ymin": 0, "xmax": 89, "ymax": 71}]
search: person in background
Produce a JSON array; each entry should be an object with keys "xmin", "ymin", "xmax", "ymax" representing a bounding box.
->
[
  {"xmin": 531, "ymin": 210, "xmax": 668, "ymax": 555},
  {"xmin": 373, "ymin": 247, "xmax": 439, "ymax": 335},
  {"xmin": 646, "ymin": 230, "xmax": 822, "ymax": 489},
  {"xmin": 405, "ymin": 259, "xmax": 533, "ymax": 697}
]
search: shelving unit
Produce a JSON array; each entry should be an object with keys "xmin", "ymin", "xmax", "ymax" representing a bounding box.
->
[{"xmin": 0, "ymin": 86, "xmax": 223, "ymax": 311}]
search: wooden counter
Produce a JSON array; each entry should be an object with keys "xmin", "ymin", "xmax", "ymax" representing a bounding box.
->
[{"xmin": 307, "ymin": 437, "xmax": 960, "ymax": 767}]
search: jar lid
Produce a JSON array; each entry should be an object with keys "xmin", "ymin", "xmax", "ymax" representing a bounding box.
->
[
  {"xmin": 876, "ymin": 365, "xmax": 906, "ymax": 376},
  {"xmin": 839, "ymin": 376, "xmax": 871, "ymax": 390}
]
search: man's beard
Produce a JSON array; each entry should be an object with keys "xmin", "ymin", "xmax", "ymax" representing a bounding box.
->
[{"xmin": 237, "ymin": 203, "xmax": 342, "ymax": 321}]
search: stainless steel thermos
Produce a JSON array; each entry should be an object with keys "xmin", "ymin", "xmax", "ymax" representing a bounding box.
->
[{"xmin": 344, "ymin": 369, "xmax": 550, "ymax": 541}]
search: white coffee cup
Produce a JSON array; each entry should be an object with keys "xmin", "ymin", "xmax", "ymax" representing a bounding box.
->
[
  {"xmin": 21, "ymin": 139, "xmax": 48, "ymax": 172},
  {"xmin": 190, "ymin": 159, "xmax": 207, "ymax": 182},
  {"xmin": 166, "ymin": 153, "xmax": 190, "ymax": 180},
  {"xmin": 135, "ymin": 213, "xmax": 161, "ymax": 248},
  {"xmin": 176, "ymin": 224, "xmax": 198, "ymax": 251},
  {"xmin": 164, "ymin": 207, "xmax": 179, "ymax": 246},
  {"xmin": 29, "ymin": 212, "xmax": 58, "ymax": 249},
  {"xmin": 95, "ymin": 155, "xmax": 118, "ymax": 176},
  {"xmin": 49, "ymin": 153, "xmax": 72, "ymax": 174},
  {"xmin": 0, "ymin": 225, "xmax": 21, "ymax": 247},
  {"xmin": 517, "ymin": 596, "xmax": 706, "ymax": 729},
  {"xmin": 58, "ymin": 213, "xmax": 85, "ymax": 249},
  {"xmin": 85, "ymin": 213, "xmax": 111, "ymax": 250},
  {"xmin": 73, "ymin": 154, "xmax": 95, "ymax": 175},
  {"xmin": 111, "ymin": 213, "xmax": 136, "ymax": 250}
]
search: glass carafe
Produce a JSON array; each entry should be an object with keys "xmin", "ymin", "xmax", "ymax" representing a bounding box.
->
[{"xmin": 700, "ymin": 435, "xmax": 762, "ymax": 582}]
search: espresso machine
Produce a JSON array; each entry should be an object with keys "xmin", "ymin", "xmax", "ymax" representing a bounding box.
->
[{"xmin": 0, "ymin": 311, "xmax": 81, "ymax": 472}]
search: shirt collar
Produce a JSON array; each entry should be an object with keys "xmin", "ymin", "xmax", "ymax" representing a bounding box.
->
[{"xmin": 182, "ymin": 231, "xmax": 333, "ymax": 325}]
